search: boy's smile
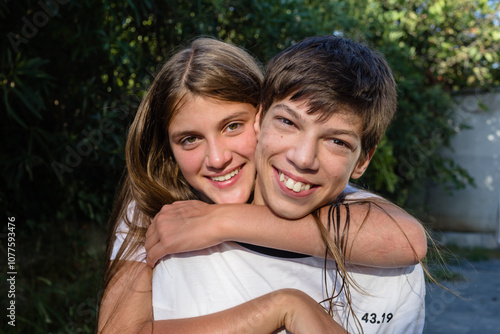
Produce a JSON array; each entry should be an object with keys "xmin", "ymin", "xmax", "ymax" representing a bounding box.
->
[{"xmin": 253, "ymin": 97, "xmax": 373, "ymax": 219}]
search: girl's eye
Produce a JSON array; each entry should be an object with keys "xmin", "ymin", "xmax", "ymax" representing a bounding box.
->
[
  {"xmin": 226, "ymin": 123, "xmax": 241, "ymax": 131},
  {"xmin": 181, "ymin": 136, "xmax": 199, "ymax": 145}
]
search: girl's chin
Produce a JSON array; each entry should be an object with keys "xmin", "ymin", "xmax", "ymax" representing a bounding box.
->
[{"xmin": 212, "ymin": 190, "xmax": 252, "ymax": 204}]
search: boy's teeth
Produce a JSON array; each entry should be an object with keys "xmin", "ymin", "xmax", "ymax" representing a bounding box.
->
[
  {"xmin": 292, "ymin": 182, "xmax": 302, "ymax": 192},
  {"xmin": 211, "ymin": 168, "xmax": 241, "ymax": 182},
  {"xmin": 279, "ymin": 172, "xmax": 312, "ymax": 192}
]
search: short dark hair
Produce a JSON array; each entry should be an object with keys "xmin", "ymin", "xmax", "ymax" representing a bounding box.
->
[{"xmin": 261, "ymin": 35, "xmax": 397, "ymax": 158}]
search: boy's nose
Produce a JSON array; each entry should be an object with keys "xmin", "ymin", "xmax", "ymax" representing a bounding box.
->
[{"xmin": 286, "ymin": 138, "xmax": 320, "ymax": 171}]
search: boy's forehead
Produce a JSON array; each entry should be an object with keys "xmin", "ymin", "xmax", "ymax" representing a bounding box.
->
[
  {"xmin": 262, "ymin": 98, "xmax": 365, "ymax": 145},
  {"xmin": 266, "ymin": 98, "xmax": 363, "ymax": 126}
]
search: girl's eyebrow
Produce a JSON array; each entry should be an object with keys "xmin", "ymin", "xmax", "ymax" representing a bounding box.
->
[
  {"xmin": 169, "ymin": 129, "xmax": 197, "ymax": 140},
  {"xmin": 218, "ymin": 110, "xmax": 253, "ymax": 126},
  {"xmin": 170, "ymin": 110, "xmax": 252, "ymax": 140}
]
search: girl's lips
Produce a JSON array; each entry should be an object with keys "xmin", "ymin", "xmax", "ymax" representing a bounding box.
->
[
  {"xmin": 206, "ymin": 164, "xmax": 245, "ymax": 189},
  {"xmin": 209, "ymin": 166, "xmax": 242, "ymax": 182},
  {"xmin": 273, "ymin": 167, "xmax": 317, "ymax": 198}
]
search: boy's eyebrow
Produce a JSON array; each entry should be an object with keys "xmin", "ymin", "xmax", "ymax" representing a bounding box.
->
[
  {"xmin": 324, "ymin": 128, "xmax": 360, "ymax": 142},
  {"xmin": 273, "ymin": 103, "xmax": 361, "ymax": 141},
  {"xmin": 273, "ymin": 103, "xmax": 304, "ymax": 122}
]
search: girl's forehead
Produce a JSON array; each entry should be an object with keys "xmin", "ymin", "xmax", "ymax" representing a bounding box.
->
[{"xmin": 170, "ymin": 96, "xmax": 256, "ymax": 129}]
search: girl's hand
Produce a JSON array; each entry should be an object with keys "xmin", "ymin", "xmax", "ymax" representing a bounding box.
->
[{"xmin": 145, "ymin": 201, "xmax": 226, "ymax": 268}]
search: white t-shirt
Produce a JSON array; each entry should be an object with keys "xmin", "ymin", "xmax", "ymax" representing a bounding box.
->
[
  {"xmin": 152, "ymin": 242, "xmax": 425, "ymax": 333},
  {"xmin": 111, "ymin": 202, "xmax": 146, "ymax": 262},
  {"xmin": 112, "ymin": 185, "xmax": 426, "ymax": 333}
]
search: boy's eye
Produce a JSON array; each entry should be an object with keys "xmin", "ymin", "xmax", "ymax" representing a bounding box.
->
[
  {"xmin": 278, "ymin": 117, "xmax": 295, "ymax": 126},
  {"xmin": 330, "ymin": 138, "xmax": 351, "ymax": 150}
]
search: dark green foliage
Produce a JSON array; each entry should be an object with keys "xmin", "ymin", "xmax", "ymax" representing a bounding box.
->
[
  {"xmin": 351, "ymin": 0, "xmax": 498, "ymax": 203},
  {"xmin": 1, "ymin": 0, "xmax": 498, "ymax": 332}
]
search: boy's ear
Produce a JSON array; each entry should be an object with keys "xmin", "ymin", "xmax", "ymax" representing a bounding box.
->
[
  {"xmin": 254, "ymin": 106, "xmax": 262, "ymax": 139},
  {"xmin": 350, "ymin": 146, "xmax": 376, "ymax": 179}
]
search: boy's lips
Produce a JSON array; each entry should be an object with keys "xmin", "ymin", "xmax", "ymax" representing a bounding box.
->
[{"xmin": 273, "ymin": 168, "xmax": 317, "ymax": 196}]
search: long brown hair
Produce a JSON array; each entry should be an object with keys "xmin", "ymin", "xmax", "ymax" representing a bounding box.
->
[{"xmin": 99, "ymin": 37, "xmax": 263, "ymax": 329}]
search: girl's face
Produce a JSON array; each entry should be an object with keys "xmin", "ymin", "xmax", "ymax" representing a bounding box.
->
[{"xmin": 169, "ymin": 96, "xmax": 257, "ymax": 204}]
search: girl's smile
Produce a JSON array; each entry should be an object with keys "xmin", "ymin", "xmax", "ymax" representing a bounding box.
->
[{"xmin": 169, "ymin": 95, "xmax": 257, "ymax": 204}]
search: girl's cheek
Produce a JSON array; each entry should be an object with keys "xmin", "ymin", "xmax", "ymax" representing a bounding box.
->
[
  {"xmin": 232, "ymin": 133, "xmax": 257, "ymax": 155},
  {"xmin": 177, "ymin": 151, "xmax": 203, "ymax": 173}
]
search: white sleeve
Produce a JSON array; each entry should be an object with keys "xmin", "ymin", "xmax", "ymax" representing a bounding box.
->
[
  {"xmin": 342, "ymin": 183, "xmax": 381, "ymax": 200},
  {"xmin": 110, "ymin": 202, "xmax": 147, "ymax": 263}
]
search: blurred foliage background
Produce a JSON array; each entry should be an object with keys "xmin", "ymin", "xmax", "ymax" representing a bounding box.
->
[{"xmin": 1, "ymin": 0, "xmax": 499, "ymax": 332}]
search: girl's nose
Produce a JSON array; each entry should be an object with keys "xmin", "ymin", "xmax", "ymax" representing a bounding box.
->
[{"xmin": 205, "ymin": 139, "xmax": 232, "ymax": 170}]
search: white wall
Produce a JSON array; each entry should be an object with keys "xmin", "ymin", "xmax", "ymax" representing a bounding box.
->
[{"xmin": 424, "ymin": 90, "xmax": 500, "ymax": 246}]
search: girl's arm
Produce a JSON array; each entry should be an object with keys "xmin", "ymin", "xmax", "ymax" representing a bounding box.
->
[
  {"xmin": 98, "ymin": 261, "xmax": 347, "ymax": 334},
  {"xmin": 145, "ymin": 199, "xmax": 427, "ymax": 268},
  {"xmin": 98, "ymin": 261, "xmax": 153, "ymax": 333}
]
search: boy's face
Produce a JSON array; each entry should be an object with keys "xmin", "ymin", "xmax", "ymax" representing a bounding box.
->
[{"xmin": 252, "ymin": 96, "xmax": 373, "ymax": 219}]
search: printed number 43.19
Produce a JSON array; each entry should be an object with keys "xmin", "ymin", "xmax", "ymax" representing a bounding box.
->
[{"xmin": 361, "ymin": 313, "xmax": 393, "ymax": 324}]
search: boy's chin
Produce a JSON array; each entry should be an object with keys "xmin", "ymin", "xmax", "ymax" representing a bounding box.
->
[{"xmin": 267, "ymin": 201, "xmax": 317, "ymax": 220}]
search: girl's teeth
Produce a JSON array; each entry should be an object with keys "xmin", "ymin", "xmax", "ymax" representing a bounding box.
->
[
  {"xmin": 211, "ymin": 168, "xmax": 240, "ymax": 182},
  {"xmin": 279, "ymin": 172, "xmax": 312, "ymax": 193}
]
